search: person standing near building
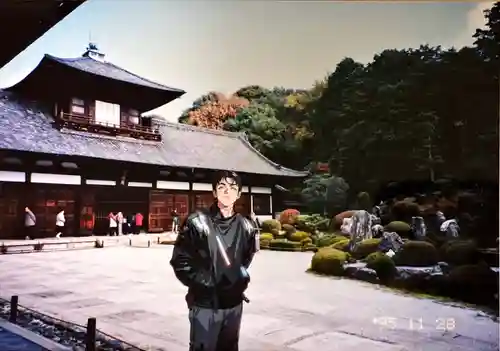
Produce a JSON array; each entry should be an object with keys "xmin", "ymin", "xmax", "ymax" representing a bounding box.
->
[
  {"xmin": 170, "ymin": 171, "xmax": 258, "ymax": 351},
  {"xmin": 116, "ymin": 211, "xmax": 124, "ymax": 235},
  {"xmin": 171, "ymin": 208, "xmax": 180, "ymax": 234},
  {"xmin": 24, "ymin": 207, "xmax": 36, "ymax": 239},
  {"xmin": 108, "ymin": 212, "xmax": 117, "ymax": 236},
  {"xmin": 55, "ymin": 208, "xmax": 65, "ymax": 238},
  {"xmin": 134, "ymin": 212, "xmax": 144, "ymax": 234}
]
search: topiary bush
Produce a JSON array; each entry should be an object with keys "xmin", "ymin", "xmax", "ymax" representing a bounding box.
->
[
  {"xmin": 331, "ymin": 239, "xmax": 350, "ymax": 251},
  {"xmin": 443, "ymin": 262, "xmax": 498, "ymax": 307},
  {"xmin": 352, "ymin": 238, "xmax": 382, "ymax": 259},
  {"xmin": 365, "ymin": 252, "xmax": 397, "ymax": 283},
  {"xmin": 268, "ymin": 239, "xmax": 302, "ymax": 251},
  {"xmin": 391, "ymin": 200, "xmax": 420, "ymax": 221},
  {"xmin": 439, "ymin": 240, "xmax": 479, "ymax": 266},
  {"xmin": 261, "ymin": 219, "xmax": 281, "ymax": 236},
  {"xmin": 282, "ymin": 223, "xmax": 296, "ymax": 235},
  {"xmin": 301, "ymin": 237, "xmax": 313, "ymax": 247},
  {"xmin": 260, "ymin": 232, "xmax": 274, "ymax": 241},
  {"xmin": 260, "ymin": 239, "xmax": 271, "ymax": 249},
  {"xmin": 289, "ymin": 231, "xmax": 310, "ymax": 242},
  {"xmin": 384, "ymin": 221, "xmax": 411, "ymax": 237},
  {"xmin": 310, "ymin": 248, "xmax": 349, "ymax": 276},
  {"xmin": 393, "ymin": 241, "xmax": 439, "ymax": 267},
  {"xmin": 296, "ymin": 214, "xmax": 328, "ymax": 233},
  {"xmin": 279, "ymin": 209, "xmax": 300, "ymax": 225},
  {"xmin": 314, "ymin": 234, "xmax": 338, "ymax": 247}
]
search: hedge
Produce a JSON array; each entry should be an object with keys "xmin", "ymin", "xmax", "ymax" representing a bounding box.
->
[
  {"xmin": 282, "ymin": 224, "xmax": 296, "ymax": 235},
  {"xmin": 443, "ymin": 262, "xmax": 499, "ymax": 306},
  {"xmin": 310, "ymin": 248, "xmax": 349, "ymax": 276},
  {"xmin": 384, "ymin": 221, "xmax": 411, "ymax": 237},
  {"xmin": 331, "ymin": 239, "xmax": 350, "ymax": 251},
  {"xmin": 439, "ymin": 240, "xmax": 479, "ymax": 266},
  {"xmin": 260, "ymin": 233, "xmax": 274, "ymax": 241},
  {"xmin": 393, "ymin": 241, "xmax": 439, "ymax": 267},
  {"xmin": 269, "ymin": 239, "xmax": 301, "ymax": 250},
  {"xmin": 289, "ymin": 231, "xmax": 310, "ymax": 242},
  {"xmin": 365, "ymin": 252, "xmax": 397, "ymax": 283},
  {"xmin": 279, "ymin": 209, "xmax": 300, "ymax": 225},
  {"xmin": 261, "ymin": 219, "xmax": 281, "ymax": 236},
  {"xmin": 352, "ymin": 238, "xmax": 382, "ymax": 259}
]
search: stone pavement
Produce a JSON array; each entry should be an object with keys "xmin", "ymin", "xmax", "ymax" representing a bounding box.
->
[{"xmin": 0, "ymin": 246, "xmax": 498, "ymax": 351}]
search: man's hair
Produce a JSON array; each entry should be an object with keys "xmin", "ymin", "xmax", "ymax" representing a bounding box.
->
[{"xmin": 211, "ymin": 170, "xmax": 242, "ymax": 192}]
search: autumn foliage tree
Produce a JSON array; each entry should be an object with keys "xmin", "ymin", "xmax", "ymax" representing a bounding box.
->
[{"xmin": 179, "ymin": 92, "xmax": 249, "ymax": 129}]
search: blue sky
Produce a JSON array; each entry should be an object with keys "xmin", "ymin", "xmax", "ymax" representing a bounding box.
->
[{"xmin": 0, "ymin": 1, "xmax": 491, "ymax": 122}]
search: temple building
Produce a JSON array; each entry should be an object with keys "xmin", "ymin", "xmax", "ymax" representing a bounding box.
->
[{"xmin": 0, "ymin": 44, "xmax": 307, "ymax": 238}]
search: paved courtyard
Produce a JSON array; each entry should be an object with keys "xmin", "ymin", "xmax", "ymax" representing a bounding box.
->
[{"xmin": 0, "ymin": 246, "xmax": 498, "ymax": 351}]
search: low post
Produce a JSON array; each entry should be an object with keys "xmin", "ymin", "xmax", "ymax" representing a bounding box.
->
[
  {"xmin": 157, "ymin": 237, "xmax": 160, "ymax": 244},
  {"xmin": 9, "ymin": 295, "xmax": 18, "ymax": 323},
  {"xmin": 129, "ymin": 238, "xmax": 132, "ymax": 246},
  {"xmin": 85, "ymin": 317, "xmax": 96, "ymax": 351},
  {"xmin": 148, "ymin": 240, "xmax": 151, "ymax": 248}
]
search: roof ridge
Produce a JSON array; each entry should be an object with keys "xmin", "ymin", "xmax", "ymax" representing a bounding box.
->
[
  {"xmin": 154, "ymin": 119, "xmax": 242, "ymax": 138},
  {"xmin": 236, "ymin": 133, "xmax": 309, "ymax": 176},
  {"xmin": 44, "ymin": 54, "xmax": 185, "ymax": 93}
]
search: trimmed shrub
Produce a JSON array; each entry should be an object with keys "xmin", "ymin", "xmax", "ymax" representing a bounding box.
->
[
  {"xmin": 352, "ymin": 238, "xmax": 382, "ymax": 259},
  {"xmin": 279, "ymin": 209, "xmax": 300, "ymax": 225},
  {"xmin": 440, "ymin": 240, "xmax": 479, "ymax": 266},
  {"xmin": 269, "ymin": 239, "xmax": 301, "ymax": 251},
  {"xmin": 289, "ymin": 231, "xmax": 310, "ymax": 242},
  {"xmin": 391, "ymin": 200, "xmax": 420, "ymax": 221},
  {"xmin": 365, "ymin": 252, "xmax": 397, "ymax": 283},
  {"xmin": 316, "ymin": 219, "xmax": 330, "ymax": 231},
  {"xmin": 384, "ymin": 221, "xmax": 411, "ymax": 237},
  {"xmin": 260, "ymin": 239, "xmax": 271, "ymax": 249},
  {"xmin": 282, "ymin": 223, "xmax": 296, "ymax": 235},
  {"xmin": 310, "ymin": 248, "xmax": 348, "ymax": 276},
  {"xmin": 314, "ymin": 234, "xmax": 334, "ymax": 247},
  {"xmin": 296, "ymin": 214, "xmax": 328, "ymax": 233},
  {"xmin": 261, "ymin": 219, "xmax": 281, "ymax": 236},
  {"xmin": 331, "ymin": 239, "xmax": 350, "ymax": 251},
  {"xmin": 443, "ymin": 262, "xmax": 498, "ymax": 306},
  {"xmin": 303, "ymin": 244, "xmax": 318, "ymax": 252},
  {"xmin": 394, "ymin": 241, "xmax": 439, "ymax": 267},
  {"xmin": 260, "ymin": 233, "xmax": 274, "ymax": 241},
  {"xmin": 301, "ymin": 237, "xmax": 313, "ymax": 247}
]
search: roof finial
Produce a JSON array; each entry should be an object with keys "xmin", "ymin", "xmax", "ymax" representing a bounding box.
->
[{"xmin": 83, "ymin": 40, "xmax": 105, "ymax": 62}]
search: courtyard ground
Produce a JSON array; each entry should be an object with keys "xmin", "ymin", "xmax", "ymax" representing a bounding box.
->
[{"xmin": 0, "ymin": 245, "xmax": 498, "ymax": 351}]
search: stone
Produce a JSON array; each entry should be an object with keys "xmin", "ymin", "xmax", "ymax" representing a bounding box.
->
[
  {"xmin": 379, "ymin": 232, "xmax": 404, "ymax": 253},
  {"xmin": 411, "ymin": 216, "xmax": 427, "ymax": 240},
  {"xmin": 352, "ymin": 267, "xmax": 379, "ymax": 284},
  {"xmin": 440, "ymin": 219, "xmax": 460, "ymax": 239},
  {"xmin": 349, "ymin": 210, "xmax": 373, "ymax": 251}
]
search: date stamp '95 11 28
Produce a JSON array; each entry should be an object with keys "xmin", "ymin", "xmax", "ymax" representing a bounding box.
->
[{"xmin": 372, "ymin": 316, "xmax": 456, "ymax": 331}]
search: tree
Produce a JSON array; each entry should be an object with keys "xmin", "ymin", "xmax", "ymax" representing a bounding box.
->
[
  {"xmin": 178, "ymin": 93, "xmax": 249, "ymax": 129},
  {"xmin": 473, "ymin": 2, "xmax": 500, "ymax": 63},
  {"xmin": 301, "ymin": 174, "xmax": 349, "ymax": 215}
]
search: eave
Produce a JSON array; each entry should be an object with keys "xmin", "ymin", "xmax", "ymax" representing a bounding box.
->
[{"xmin": 0, "ymin": 0, "xmax": 87, "ymax": 70}]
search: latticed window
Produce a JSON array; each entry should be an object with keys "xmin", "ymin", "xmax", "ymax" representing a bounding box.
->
[{"xmin": 71, "ymin": 98, "xmax": 85, "ymax": 114}]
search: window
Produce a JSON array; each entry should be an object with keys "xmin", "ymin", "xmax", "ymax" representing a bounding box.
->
[
  {"xmin": 95, "ymin": 100, "xmax": 121, "ymax": 126},
  {"xmin": 129, "ymin": 109, "xmax": 140, "ymax": 125},
  {"xmin": 71, "ymin": 98, "xmax": 85, "ymax": 115},
  {"xmin": 252, "ymin": 194, "xmax": 271, "ymax": 215}
]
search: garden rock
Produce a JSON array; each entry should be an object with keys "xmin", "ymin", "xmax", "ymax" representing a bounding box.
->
[{"xmin": 352, "ymin": 267, "xmax": 379, "ymax": 284}]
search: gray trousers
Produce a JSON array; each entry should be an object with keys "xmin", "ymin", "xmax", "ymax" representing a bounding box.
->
[{"xmin": 189, "ymin": 304, "xmax": 242, "ymax": 351}]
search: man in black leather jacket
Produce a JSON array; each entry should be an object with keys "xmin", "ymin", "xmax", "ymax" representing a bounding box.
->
[{"xmin": 170, "ymin": 171, "xmax": 258, "ymax": 351}]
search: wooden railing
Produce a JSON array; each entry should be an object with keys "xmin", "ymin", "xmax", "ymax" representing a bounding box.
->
[{"xmin": 59, "ymin": 113, "xmax": 161, "ymax": 141}]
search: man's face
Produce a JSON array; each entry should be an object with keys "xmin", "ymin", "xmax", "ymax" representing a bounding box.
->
[{"xmin": 213, "ymin": 177, "xmax": 241, "ymax": 208}]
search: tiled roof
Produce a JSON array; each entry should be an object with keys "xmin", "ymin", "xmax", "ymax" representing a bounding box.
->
[
  {"xmin": 44, "ymin": 54, "xmax": 185, "ymax": 93},
  {"xmin": 0, "ymin": 90, "xmax": 307, "ymax": 177}
]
